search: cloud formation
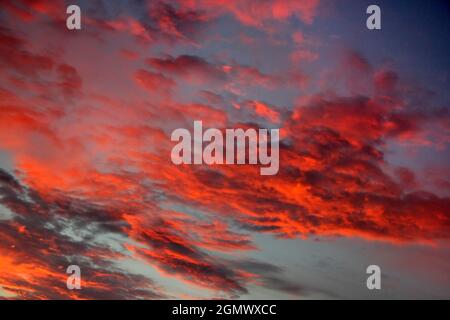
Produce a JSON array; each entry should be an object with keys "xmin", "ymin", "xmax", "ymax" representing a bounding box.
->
[{"xmin": 0, "ymin": 0, "xmax": 449, "ymax": 299}]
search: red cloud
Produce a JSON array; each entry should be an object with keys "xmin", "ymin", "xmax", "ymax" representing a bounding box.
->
[
  {"xmin": 147, "ymin": 55, "xmax": 227, "ymax": 83},
  {"xmin": 146, "ymin": 54, "xmax": 302, "ymax": 90},
  {"xmin": 179, "ymin": 0, "xmax": 320, "ymax": 27},
  {"xmin": 0, "ymin": 0, "xmax": 64, "ymax": 22},
  {"xmin": 134, "ymin": 69, "xmax": 175, "ymax": 95},
  {"xmin": 243, "ymin": 100, "xmax": 281, "ymax": 123},
  {"xmin": 0, "ymin": 2, "xmax": 448, "ymax": 300}
]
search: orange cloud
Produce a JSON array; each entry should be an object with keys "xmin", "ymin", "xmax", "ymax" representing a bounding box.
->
[{"xmin": 0, "ymin": 2, "xmax": 448, "ymax": 300}]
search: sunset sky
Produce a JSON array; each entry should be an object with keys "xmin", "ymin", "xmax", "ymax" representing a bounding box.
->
[{"xmin": 0, "ymin": 0, "xmax": 449, "ymax": 299}]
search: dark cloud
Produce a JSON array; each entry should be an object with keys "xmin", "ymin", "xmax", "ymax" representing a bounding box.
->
[
  {"xmin": 0, "ymin": 169, "xmax": 166, "ymax": 299},
  {"xmin": 147, "ymin": 54, "xmax": 227, "ymax": 83}
]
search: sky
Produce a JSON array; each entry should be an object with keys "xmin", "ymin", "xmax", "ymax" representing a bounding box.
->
[{"xmin": 0, "ymin": 0, "xmax": 449, "ymax": 299}]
